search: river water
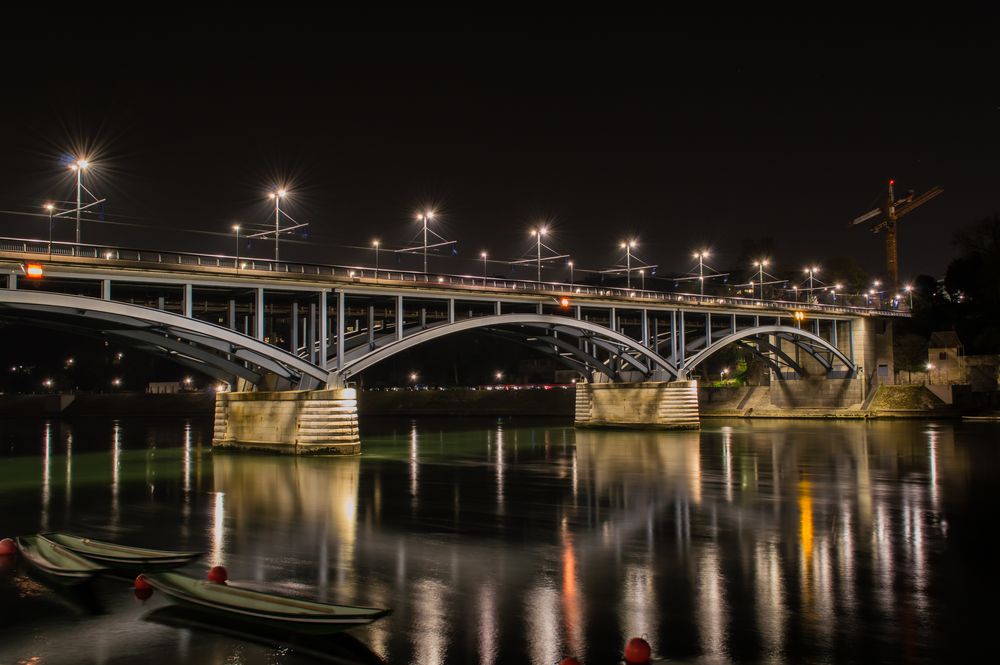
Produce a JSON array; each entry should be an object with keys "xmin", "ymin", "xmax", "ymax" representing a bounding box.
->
[{"xmin": 0, "ymin": 416, "xmax": 997, "ymax": 664}]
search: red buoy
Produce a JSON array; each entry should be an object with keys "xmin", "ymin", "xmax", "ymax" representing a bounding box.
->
[
  {"xmin": 559, "ymin": 658, "xmax": 582, "ymax": 665},
  {"xmin": 134, "ymin": 587, "xmax": 154, "ymax": 601},
  {"xmin": 0, "ymin": 538, "xmax": 15, "ymax": 555},
  {"xmin": 134, "ymin": 574, "xmax": 152, "ymax": 591},
  {"xmin": 624, "ymin": 636, "xmax": 652, "ymax": 664},
  {"xmin": 207, "ymin": 565, "xmax": 228, "ymax": 584}
]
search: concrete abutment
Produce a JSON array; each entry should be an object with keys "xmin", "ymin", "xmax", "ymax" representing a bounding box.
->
[
  {"xmin": 574, "ymin": 380, "xmax": 700, "ymax": 429},
  {"xmin": 213, "ymin": 388, "xmax": 360, "ymax": 455}
]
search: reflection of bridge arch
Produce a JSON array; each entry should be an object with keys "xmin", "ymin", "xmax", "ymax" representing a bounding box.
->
[
  {"xmin": 330, "ymin": 313, "xmax": 682, "ymax": 385},
  {"xmin": 0, "ymin": 290, "xmax": 330, "ymax": 389},
  {"xmin": 681, "ymin": 325, "xmax": 856, "ymax": 378}
]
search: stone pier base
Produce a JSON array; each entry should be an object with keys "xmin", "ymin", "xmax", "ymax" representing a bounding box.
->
[
  {"xmin": 575, "ymin": 380, "xmax": 700, "ymax": 429},
  {"xmin": 213, "ymin": 388, "xmax": 360, "ymax": 455}
]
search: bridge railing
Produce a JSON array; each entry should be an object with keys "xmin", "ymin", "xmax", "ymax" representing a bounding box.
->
[{"xmin": 0, "ymin": 236, "xmax": 908, "ymax": 316}]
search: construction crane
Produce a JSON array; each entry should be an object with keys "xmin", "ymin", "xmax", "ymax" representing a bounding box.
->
[{"xmin": 850, "ymin": 179, "xmax": 943, "ymax": 286}]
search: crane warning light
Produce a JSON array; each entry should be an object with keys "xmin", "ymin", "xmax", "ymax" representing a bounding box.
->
[
  {"xmin": 559, "ymin": 297, "xmax": 571, "ymax": 308},
  {"xmin": 24, "ymin": 263, "xmax": 44, "ymax": 279},
  {"xmin": 889, "ymin": 179, "xmax": 895, "ymax": 186}
]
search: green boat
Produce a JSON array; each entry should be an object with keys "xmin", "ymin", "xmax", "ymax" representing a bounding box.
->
[
  {"xmin": 143, "ymin": 571, "xmax": 391, "ymax": 634},
  {"xmin": 40, "ymin": 532, "xmax": 202, "ymax": 571},
  {"xmin": 16, "ymin": 535, "xmax": 107, "ymax": 584}
]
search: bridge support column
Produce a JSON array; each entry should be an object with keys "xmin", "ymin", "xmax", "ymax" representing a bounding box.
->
[
  {"xmin": 212, "ymin": 388, "xmax": 360, "ymax": 455},
  {"xmin": 574, "ymin": 380, "xmax": 699, "ymax": 429}
]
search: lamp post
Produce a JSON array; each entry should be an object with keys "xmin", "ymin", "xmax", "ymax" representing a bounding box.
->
[
  {"xmin": 621, "ymin": 239, "xmax": 637, "ymax": 288},
  {"xmin": 44, "ymin": 202, "xmax": 55, "ymax": 256},
  {"xmin": 792, "ymin": 286, "xmax": 798, "ymax": 302},
  {"xmin": 904, "ymin": 284, "xmax": 913, "ymax": 310},
  {"xmin": 373, "ymin": 239, "xmax": 380, "ymax": 280},
  {"xmin": 753, "ymin": 259, "xmax": 769, "ymax": 300},
  {"xmin": 804, "ymin": 265, "xmax": 819, "ymax": 303},
  {"xmin": 232, "ymin": 224, "xmax": 241, "ymax": 269},
  {"xmin": 480, "ymin": 251, "xmax": 488, "ymax": 286},
  {"xmin": 68, "ymin": 159, "xmax": 88, "ymax": 245},
  {"xmin": 417, "ymin": 210, "xmax": 435, "ymax": 273},
  {"xmin": 693, "ymin": 250, "xmax": 709, "ymax": 296},
  {"xmin": 531, "ymin": 226, "xmax": 547, "ymax": 283},
  {"xmin": 568, "ymin": 260, "xmax": 574, "ymax": 286},
  {"xmin": 640, "ymin": 269, "xmax": 645, "ymax": 290},
  {"xmin": 267, "ymin": 189, "xmax": 287, "ymax": 262}
]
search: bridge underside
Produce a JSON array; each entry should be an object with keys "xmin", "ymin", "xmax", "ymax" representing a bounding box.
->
[{"xmin": 0, "ymin": 291, "xmax": 329, "ymax": 390}]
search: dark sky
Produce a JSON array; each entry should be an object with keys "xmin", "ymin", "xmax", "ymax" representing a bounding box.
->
[{"xmin": 1, "ymin": 23, "xmax": 997, "ymax": 282}]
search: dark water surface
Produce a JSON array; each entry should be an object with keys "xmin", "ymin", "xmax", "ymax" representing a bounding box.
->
[{"xmin": 0, "ymin": 416, "xmax": 998, "ymax": 664}]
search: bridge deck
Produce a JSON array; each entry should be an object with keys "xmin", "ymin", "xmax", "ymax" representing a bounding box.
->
[{"xmin": 0, "ymin": 236, "xmax": 908, "ymax": 319}]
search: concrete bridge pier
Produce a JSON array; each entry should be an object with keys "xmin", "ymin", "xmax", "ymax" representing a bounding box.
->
[
  {"xmin": 212, "ymin": 388, "xmax": 360, "ymax": 455},
  {"xmin": 574, "ymin": 380, "xmax": 700, "ymax": 429}
]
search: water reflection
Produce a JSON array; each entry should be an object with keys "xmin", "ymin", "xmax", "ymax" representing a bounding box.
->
[{"xmin": 0, "ymin": 417, "xmax": 987, "ymax": 665}]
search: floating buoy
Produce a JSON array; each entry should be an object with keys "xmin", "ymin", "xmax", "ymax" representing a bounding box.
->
[
  {"xmin": 134, "ymin": 574, "xmax": 152, "ymax": 591},
  {"xmin": 0, "ymin": 538, "xmax": 15, "ymax": 555},
  {"xmin": 559, "ymin": 658, "xmax": 582, "ymax": 665},
  {"xmin": 624, "ymin": 636, "xmax": 652, "ymax": 664},
  {"xmin": 207, "ymin": 565, "xmax": 228, "ymax": 584},
  {"xmin": 134, "ymin": 587, "xmax": 153, "ymax": 601}
]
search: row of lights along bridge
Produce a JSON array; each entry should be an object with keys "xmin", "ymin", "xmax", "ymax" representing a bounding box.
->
[{"xmin": 39, "ymin": 159, "xmax": 912, "ymax": 307}]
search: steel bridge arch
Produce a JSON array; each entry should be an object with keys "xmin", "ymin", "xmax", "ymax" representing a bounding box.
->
[
  {"xmin": 681, "ymin": 324, "xmax": 856, "ymax": 378},
  {"xmin": 329, "ymin": 313, "xmax": 682, "ymax": 385},
  {"xmin": 0, "ymin": 290, "xmax": 331, "ymax": 389}
]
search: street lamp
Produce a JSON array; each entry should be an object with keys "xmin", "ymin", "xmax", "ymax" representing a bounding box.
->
[
  {"xmin": 409, "ymin": 372, "xmax": 418, "ymax": 384},
  {"xmin": 804, "ymin": 265, "xmax": 819, "ymax": 302},
  {"xmin": 568, "ymin": 260, "xmax": 574, "ymax": 286},
  {"xmin": 267, "ymin": 189, "xmax": 287, "ymax": 262},
  {"xmin": 720, "ymin": 367, "xmax": 729, "ymax": 382},
  {"xmin": 67, "ymin": 158, "xmax": 90, "ymax": 245},
  {"xmin": 232, "ymin": 224, "xmax": 241, "ymax": 269},
  {"xmin": 753, "ymin": 259, "xmax": 770, "ymax": 300},
  {"xmin": 792, "ymin": 285, "xmax": 798, "ymax": 302},
  {"xmin": 416, "ymin": 210, "xmax": 435, "ymax": 274},
  {"xmin": 640, "ymin": 268, "xmax": 646, "ymax": 290},
  {"xmin": 481, "ymin": 251, "xmax": 488, "ymax": 285},
  {"xmin": 621, "ymin": 239, "xmax": 637, "ymax": 288},
  {"xmin": 44, "ymin": 202, "xmax": 55, "ymax": 256},
  {"xmin": 373, "ymin": 239, "xmax": 380, "ymax": 280},
  {"xmin": 693, "ymin": 250, "xmax": 709, "ymax": 296},
  {"xmin": 495, "ymin": 371, "xmax": 503, "ymax": 382},
  {"xmin": 904, "ymin": 284, "xmax": 914, "ymax": 309},
  {"xmin": 531, "ymin": 226, "xmax": 548, "ymax": 283}
]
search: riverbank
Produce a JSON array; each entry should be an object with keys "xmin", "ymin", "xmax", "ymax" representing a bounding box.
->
[{"xmin": 0, "ymin": 383, "xmax": 966, "ymax": 420}]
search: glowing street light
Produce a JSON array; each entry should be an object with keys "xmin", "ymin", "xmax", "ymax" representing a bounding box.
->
[
  {"xmin": 68, "ymin": 158, "xmax": 89, "ymax": 244},
  {"xmin": 494, "ymin": 371, "xmax": 503, "ymax": 382},
  {"xmin": 44, "ymin": 202, "xmax": 55, "ymax": 255},
  {"xmin": 753, "ymin": 259, "xmax": 770, "ymax": 300},
  {"xmin": 568, "ymin": 260, "xmax": 574, "ymax": 286},
  {"xmin": 409, "ymin": 371, "xmax": 418, "ymax": 383},
  {"xmin": 804, "ymin": 265, "xmax": 820, "ymax": 299},
  {"xmin": 619, "ymin": 239, "xmax": 639, "ymax": 288},
  {"xmin": 531, "ymin": 226, "xmax": 548, "ymax": 282},
  {"xmin": 416, "ymin": 209, "xmax": 436, "ymax": 274},
  {"xmin": 481, "ymin": 251, "xmax": 488, "ymax": 285},
  {"xmin": 372, "ymin": 239, "xmax": 380, "ymax": 280},
  {"xmin": 267, "ymin": 189, "xmax": 288, "ymax": 262},
  {"xmin": 693, "ymin": 249, "xmax": 709, "ymax": 296},
  {"xmin": 232, "ymin": 224, "xmax": 241, "ymax": 268},
  {"xmin": 720, "ymin": 367, "xmax": 729, "ymax": 382},
  {"xmin": 904, "ymin": 284, "xmax": 914, "ymax": 309}
]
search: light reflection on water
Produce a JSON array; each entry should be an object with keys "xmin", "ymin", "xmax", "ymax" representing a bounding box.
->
[{"xmin": 0, "ymin": 416, "xmax": 994, "ymax": 664}]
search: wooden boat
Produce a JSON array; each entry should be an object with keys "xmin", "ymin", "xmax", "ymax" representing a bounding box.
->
[
  {"xmin": 143, "ymin": 571, "xmax": 391, "ymax": 634},
  {"xmin": 40, "ymin": 532, "xmax": 202, "ymax": 571},
  {"xmin": 16, "ymin": 535, "xmax": 107, "ymax": 584},
  {"xmin": 145, "ymin": 606, "xmax": 388, "ymax": 663}
]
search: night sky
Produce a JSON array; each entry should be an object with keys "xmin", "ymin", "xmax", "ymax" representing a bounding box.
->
[{"xmin": 1, "ymin": 24, "xmax": 997, "ymax": 282}]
